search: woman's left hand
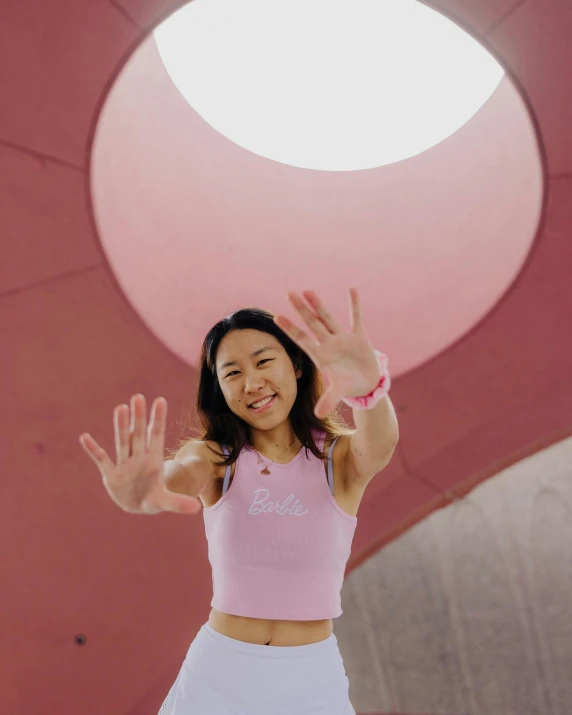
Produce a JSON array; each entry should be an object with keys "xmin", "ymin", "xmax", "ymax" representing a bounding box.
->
[{"xmin": 273, "ymin": 288, "xmax": 381, "ymax": 419}]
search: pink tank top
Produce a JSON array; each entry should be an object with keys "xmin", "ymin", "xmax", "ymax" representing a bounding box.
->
[{"xmin": 202, "ymin": 429, "xmax": 357, "ymax": 620}]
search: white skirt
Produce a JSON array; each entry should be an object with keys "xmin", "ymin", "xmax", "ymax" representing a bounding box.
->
[{"xmin": 159, "ymin": 621, "xmax": 356, "ymax": 715}]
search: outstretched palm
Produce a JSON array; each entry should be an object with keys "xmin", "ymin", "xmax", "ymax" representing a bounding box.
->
[
  {"xmin": 79, "ymin": 396, "xmax": 201, "ymax": 515},
  {"xmin": 273, "ymin": 288, "xmax": 381, "ymax": 418}
]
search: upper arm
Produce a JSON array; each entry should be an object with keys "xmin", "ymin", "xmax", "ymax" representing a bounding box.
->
[
  {"xmin": 339, "ymin": 431, "xmax": 397, "ymax": 489},
  {"xmin": 169, "ymin": 440, "xmax": 220, "ymax": 498}
]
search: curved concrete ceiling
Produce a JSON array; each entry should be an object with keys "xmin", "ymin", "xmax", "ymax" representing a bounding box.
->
[
  {"xmin": 2, "ymin": 1, "xmax": 572, "ymax": 714},
  {"xmin": 91, "ymin": 36, "xmax": 541, "ymax": 374}
]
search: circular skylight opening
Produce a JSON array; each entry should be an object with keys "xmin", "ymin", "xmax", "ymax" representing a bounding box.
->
[{"xmin": 154, "ymin": 0, "xmax": 504, "ymax": 171}]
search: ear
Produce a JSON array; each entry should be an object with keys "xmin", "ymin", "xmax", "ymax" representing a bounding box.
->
[{"xmin": 294, "ymin": 358, "xmax": 303, "ymax": 379}]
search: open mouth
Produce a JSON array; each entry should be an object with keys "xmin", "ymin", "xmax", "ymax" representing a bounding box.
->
[{"xmin": 249, "ymin": 395, "xmax": 276, "ymax": 412}]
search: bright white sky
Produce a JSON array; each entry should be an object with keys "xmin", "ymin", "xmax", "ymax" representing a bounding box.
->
[{"xmin": 154, "ymin": 0, "xmax": 504, "ymax": 171}]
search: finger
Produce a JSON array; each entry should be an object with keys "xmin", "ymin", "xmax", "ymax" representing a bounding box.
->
[
  {"xmin": 79, "ymin": 433, "xmax": 116, "ymax": 477},
  {"xmin": 302, "ymin": 290, "xmax": 343, "ymax": 333},
  {"xmin": 273, "ymin": 314, "xmax": 319, "ymax": 362},
  {"xmin": 147, "ymin": 397, "xmax": 167, "ymax": 455},
  {"xmin": 287, "ymin": 291, "xmax": 331, "ymax": 340},
  {"xmin": 348, "ymin": 287, "xmax": 362, "ymax": 333},
  {"xmin": 130, "ymin": 394, "xmax": 147, "ymax": 456},
  {"xmin": 114, "ymin": 404, "xmax": 130, "ymax": 465}
]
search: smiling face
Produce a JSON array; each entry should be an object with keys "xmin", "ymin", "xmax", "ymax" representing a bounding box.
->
[{"xmin": 216, "ymin": 329, "xmax": 302, "ymax": 430}]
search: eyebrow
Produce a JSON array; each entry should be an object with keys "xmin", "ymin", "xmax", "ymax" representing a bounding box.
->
[{"xmin": 218, "ymin": 346, "xmax": 277, "ymax": 372}]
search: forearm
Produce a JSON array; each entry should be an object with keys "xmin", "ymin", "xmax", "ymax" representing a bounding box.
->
[{"xmin": 351, "ymin": 395, "xmax": 399, "ymax": 464}]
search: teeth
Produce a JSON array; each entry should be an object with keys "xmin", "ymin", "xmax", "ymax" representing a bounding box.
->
[{"xmin": 251, "ymin": 395, "xmax": 274, "ymax": 409}]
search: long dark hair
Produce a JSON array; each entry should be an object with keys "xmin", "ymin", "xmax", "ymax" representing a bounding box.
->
[{"xmin": 167, "ymin": 307, "xmax": 353, "ymax": 467}]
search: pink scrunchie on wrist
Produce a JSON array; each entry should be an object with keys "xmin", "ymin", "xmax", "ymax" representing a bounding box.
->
[{"xmin": 341, "ymin": 350, "xmax": 391, "ymax": 410}]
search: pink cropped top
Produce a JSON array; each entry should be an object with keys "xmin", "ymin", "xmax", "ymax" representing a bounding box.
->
[{"xmin": 202, "ymin": 429, "xmax": 357, "ymax": 620}]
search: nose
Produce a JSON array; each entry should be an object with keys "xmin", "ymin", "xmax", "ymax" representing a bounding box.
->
[{"xmin": 244, "ymin": 372, "xmax": 266, "ymax": 394}]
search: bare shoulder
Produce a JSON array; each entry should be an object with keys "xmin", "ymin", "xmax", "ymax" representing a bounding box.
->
[
  {"xmin": 174, "ymin": 439, "xmax": 227, "ymax": 480},
  {"xmin": 323, "ymin": 431, "xmax": 354, "ymax": 474},
  {"xmin": 324, "ymin": 431, "xmax": 355, "ymax": 457}
]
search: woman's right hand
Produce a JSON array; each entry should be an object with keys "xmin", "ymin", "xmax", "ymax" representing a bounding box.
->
[{"xmin": 79, "ymin": 394, "xmax": 202, "ymax": 516}]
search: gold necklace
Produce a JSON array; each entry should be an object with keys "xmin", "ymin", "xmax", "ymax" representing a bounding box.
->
[{"xmin": 251, "ymin": 436, "xmax": 298, "ymax": 475}]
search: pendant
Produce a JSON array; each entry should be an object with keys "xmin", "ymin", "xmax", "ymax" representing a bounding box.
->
[{"xmin": 261, "ymin": 467, "xmax": 271, "ymax": 475}]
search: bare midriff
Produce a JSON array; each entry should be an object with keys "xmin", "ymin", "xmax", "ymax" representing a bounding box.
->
[{"xmin": 208, "ymin": 608, "xmax": 333, "ymax": 646}]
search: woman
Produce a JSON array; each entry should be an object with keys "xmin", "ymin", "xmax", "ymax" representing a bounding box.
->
[{"xmin": 80, "ymin": 288, "xmax": 399, "ymax": 715}]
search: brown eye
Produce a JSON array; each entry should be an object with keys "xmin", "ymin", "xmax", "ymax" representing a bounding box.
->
[{"xmin": 226, "ymin": 358, "xmax": 272, "ymax": 378}]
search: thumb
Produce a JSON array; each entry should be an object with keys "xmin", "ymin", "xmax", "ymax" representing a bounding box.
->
[
  {"xmin": 163, "ymin": 491, "xmax": 203, "ymax": 516},
  {"xmin": 314, "ymin": 385, "xmax": 342, "ymax": 419}
]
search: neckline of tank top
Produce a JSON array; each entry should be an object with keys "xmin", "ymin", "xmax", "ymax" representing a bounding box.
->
[
  {"xmin": 242, "ymin": 430, "xmax": 326, "ymax": 469},
  {"xmin": 243, "ymin": 443, "xmax": 306, "ymax": 469}
]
